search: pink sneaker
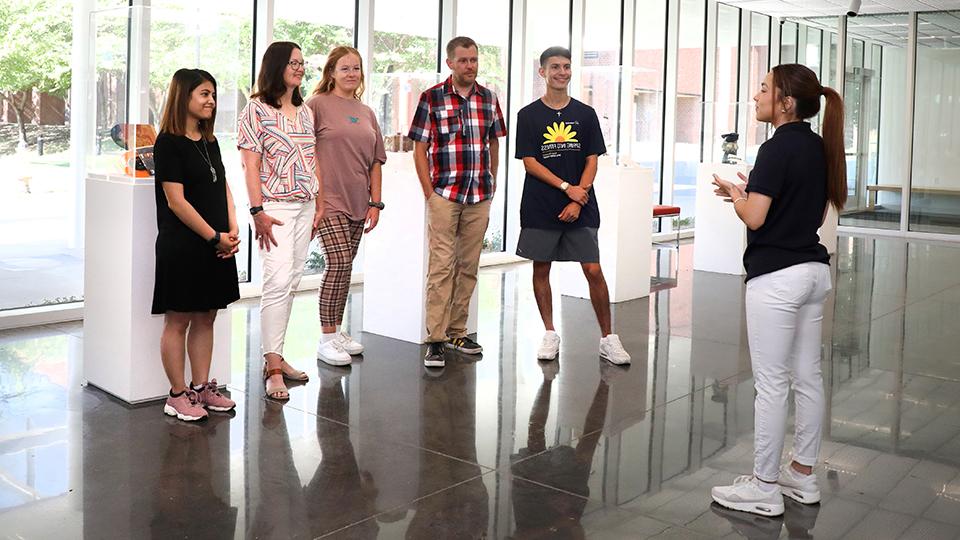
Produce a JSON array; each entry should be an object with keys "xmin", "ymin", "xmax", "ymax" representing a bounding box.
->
[
  {"xmin": 163, "ymin": 390, "xmax": 208, "ymax": 422},
  {"xmin": 196, "ymin": 380, "xmax": 236, "ymax": 412}
]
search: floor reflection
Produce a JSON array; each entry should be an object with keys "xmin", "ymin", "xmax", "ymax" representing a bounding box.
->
[{"xmin": 2, "ymin": 237, "xmax": 960, "ymax": 538}]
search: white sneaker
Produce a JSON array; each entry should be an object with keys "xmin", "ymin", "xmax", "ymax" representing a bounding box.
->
[
  {"xmin": 317, "ymin": 337, "xmax": 352, "ymax": 366},
  {"xmin": 599, "ymin": 334, "xmax": 631, "ymax": 365},
  {"xmin": 778, "ymin": 464, "xmax": 821, "ymax": 504},
  {"xmin": 537, "ymin": 331, "xmax": 561, "ymax": 360},
  {"xmin": 336, "ymin": 331, "xmax": 364, "ymax": 355},
  {"xmin": 711, "ymin": 476, "xmax": 785, "ymax": 517}
]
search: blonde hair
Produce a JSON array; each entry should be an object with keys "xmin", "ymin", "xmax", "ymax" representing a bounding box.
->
[{"xmin": 312, "ymin": 46, "xmax": 364, "ymax": 100}]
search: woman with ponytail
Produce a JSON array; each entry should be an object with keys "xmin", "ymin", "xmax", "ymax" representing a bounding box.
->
[{"xmin": 710, "ymin": 64, "xmax": 845, "ymax": 517}]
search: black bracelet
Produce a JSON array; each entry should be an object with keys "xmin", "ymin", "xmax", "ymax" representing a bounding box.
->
[
  {"xmin": 249, "ymin": 205, "xmax": 264, "ymax": 216},
  {"xmin": 368, "ymin": 201, "xmax": 385, "ymax": 210},
  {"xmin": 207, "ymin": 232, "xmax": 221, "ymax": 248}
]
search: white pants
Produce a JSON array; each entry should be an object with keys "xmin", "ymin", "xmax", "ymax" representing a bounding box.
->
[
  {"xmin": 745, "ymin": 261, "xmax": 832, "ymax": 482},
  {"xmin": 259, "ymin": 200, "xmax": 314, "ymax": 357}
]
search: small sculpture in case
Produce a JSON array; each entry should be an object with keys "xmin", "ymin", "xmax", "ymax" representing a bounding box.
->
[
  {"xmin": 110, "ymin": 123, "xmax": 158, "ymax": 177},
  {"xmin": 721, "ymin": 132, "xmax": 739, "ymax": 164}
]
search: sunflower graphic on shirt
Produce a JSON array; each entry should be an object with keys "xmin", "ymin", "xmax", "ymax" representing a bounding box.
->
[{"xmin": 543, "ymin": 122, "xmax": 578, "ymax": 143}]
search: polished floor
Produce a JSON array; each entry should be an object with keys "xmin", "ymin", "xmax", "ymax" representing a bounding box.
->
[{"xmin": 3, "ymin": 236, "xmax": 960, "ymax": 539}]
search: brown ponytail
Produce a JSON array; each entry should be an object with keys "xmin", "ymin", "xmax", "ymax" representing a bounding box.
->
[
  {"xmin": 820, "ymin": 86, "xmax": 847, "ymax": 211},
  {"xmin": 771, "ymin": 64, "xmax": 847, "ymax": 211}
]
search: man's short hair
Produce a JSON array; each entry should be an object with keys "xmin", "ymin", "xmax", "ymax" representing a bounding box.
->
[
  {"xmin": 446, "ymin": 36, "xmax": 478, "ymax": 58},
  {"xmin": 540, "ymin": 46, "xmax": 572, "ymax": 67}
]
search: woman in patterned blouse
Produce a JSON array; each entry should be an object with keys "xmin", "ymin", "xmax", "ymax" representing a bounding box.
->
[{"xmin": 238, "ymin": 41, "xmax": 323, "ymax": 401}]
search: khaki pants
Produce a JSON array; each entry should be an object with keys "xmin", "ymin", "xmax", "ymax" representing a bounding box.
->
[{"xmin": 425, "ymin": 194, "xmax": 491, "ymax": 343}]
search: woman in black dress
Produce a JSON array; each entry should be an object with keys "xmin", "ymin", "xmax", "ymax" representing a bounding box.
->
[{"xmin": 152, "ymin": 68, "xmax": 241, "ymax": 422}]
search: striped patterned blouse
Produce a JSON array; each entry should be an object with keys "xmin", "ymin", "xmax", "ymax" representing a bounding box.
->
[{"xmin": 237, "ymin": 99, "xmax": 318, "ymax": 202}]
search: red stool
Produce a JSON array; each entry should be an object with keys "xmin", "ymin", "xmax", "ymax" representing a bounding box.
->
[{"xmin": 653, "ymin": 205, "xmax": 682, "ymax": 248}]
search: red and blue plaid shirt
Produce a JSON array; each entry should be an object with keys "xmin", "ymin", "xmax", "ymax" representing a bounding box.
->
[{"xmin": 407, "ymin": 76, "xmax": 507, "ymax": 204}]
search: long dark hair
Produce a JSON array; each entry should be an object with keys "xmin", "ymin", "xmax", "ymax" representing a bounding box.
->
[
  {"xmin": 770, "ymin": 64, "xmax": 846, "ymax": 211},
  {"xmin": 251, "ymin": 41, "xmax": 303, "ymax": 108},
  {"xmin": 158, "ymin": 68, "xmax": 217, "ymax": 141}
]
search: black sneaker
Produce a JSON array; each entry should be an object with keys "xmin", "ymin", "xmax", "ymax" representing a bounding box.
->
[
  {"xmin": 445, "ymin": 336, "xmax": 483, "ymax": 354},
  {"xmin": 424, "ymin": 342, "xmax": 445, "ymax": 368}
]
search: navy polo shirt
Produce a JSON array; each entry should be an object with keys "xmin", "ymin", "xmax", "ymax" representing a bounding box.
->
[{"xmin": 743, "ymin": 121, "xmax": 831, "ymax": 281}]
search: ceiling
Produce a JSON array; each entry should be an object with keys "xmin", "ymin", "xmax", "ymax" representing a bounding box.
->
[
  {"xmin": 722, "ymin": 1, "xmax": 960, "ymax": 48},
  {"xmin": 721, "ymin": 0, "xmax": 960, "ymax": 17}
]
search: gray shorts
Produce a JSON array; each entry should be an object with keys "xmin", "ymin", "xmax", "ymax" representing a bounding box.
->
[{"xmin": 516, "ymin": 227, "xmax": 600, "ymax": 263}]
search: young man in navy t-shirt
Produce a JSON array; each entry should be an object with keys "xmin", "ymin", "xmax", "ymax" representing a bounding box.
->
[{"xmin": 514, "ymin": 47, "xmax": 631, "ymax": 365}]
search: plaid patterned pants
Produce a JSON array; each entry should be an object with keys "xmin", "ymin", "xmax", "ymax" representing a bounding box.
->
[{"xmin": 317, "ymin": 213, "xmax": 365, "ymax": 327}]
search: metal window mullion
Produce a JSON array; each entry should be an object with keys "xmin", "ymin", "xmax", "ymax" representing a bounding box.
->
[
  {"xmin": 702, "ymin": 0, "xmax": 718, "ymax": 164},
  {"xmin": 660, "ymin": 0, "xmax": 681, "ymax": 207},
  {"xmin": 356, "ymin": 0, "xmax": 374, "ymax": 103},
  {"xmin": 504, "ymin": 0, "xmax": 527, "ymax": 255},
  {"xmin": 769, "ymin": 16, "xmax": 780, "ymax": 68},
  {"xmin": 902, "ymin": 12, "xmax": 917, "ymax": 233}
]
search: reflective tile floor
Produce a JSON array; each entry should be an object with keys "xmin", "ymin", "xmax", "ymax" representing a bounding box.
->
[{"xmin": 3, "ymin": 236, "xmax": 960, "ymax": 539}]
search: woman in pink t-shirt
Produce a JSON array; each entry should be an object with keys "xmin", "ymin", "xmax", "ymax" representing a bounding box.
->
[
  {"xmin": 305, "ymin": 46, "xmax": 386, "ymax": 366},
  {"xmin": 238, "ymin": 41, "xmax": 322, "ymax": 401}
]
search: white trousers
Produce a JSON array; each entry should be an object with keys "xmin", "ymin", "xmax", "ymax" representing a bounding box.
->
[
  {"xmin": 259, "ymin": 200, "xmax": 314, "ymax": 357},
  {"xmin": 745, "ymin": 261, "xmax": 832, "ymax": 481}
]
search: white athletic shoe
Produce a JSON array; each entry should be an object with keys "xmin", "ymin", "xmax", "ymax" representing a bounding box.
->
[
  {"xmin": 711, "ymin": 476, "xmax": 785, "ymax": 517},
  {"xmin": 336, "ymin": 331, "xmax": 364, "ymax": 355},
  {"xmin": 778, "ymin": 464, "xmax": 821, "ymax": 504},
  {"xmin": 537, "ymin": 331, "xmax": 561, "ymax": 360},
  {"xmin": 599, "ymin": 334, "xmax": 631, "ymax": 365},
  {"xmin": 317, "ymin": 337, "xmax": 352, "ymax": 366}
]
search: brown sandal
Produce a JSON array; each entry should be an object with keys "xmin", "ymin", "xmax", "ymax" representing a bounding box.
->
[
  {"xmin": 280, "ymin": 360, "xmax": 309, "ymax": 382},
  {"xmin": 263, "ymin": 365, "xmax": 290, "ymax": 401}
]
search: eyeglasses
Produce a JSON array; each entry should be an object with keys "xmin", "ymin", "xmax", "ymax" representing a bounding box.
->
[
  {"xmin": 287, "ymin": 60, "xmax": 307, "ymax": 70},
  {"xmin": 336, "ymin": 66, "xmax": 362, "ymax": 74}
]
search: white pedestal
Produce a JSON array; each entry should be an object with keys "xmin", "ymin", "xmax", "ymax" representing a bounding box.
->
[
  {"xmin": 693, "ymin": 163, "xmax": 752, "ymax": 275},
  {"xmin": 558, "ymin": 163, "xmax": 653, "ymax": 303},
  {"xmin": 362, "ymin": 153, "xmax": 478, "ymax": 344},
  {"xmin": 83, "ymin": 174, "xmax": 231, "ymax": 404}
]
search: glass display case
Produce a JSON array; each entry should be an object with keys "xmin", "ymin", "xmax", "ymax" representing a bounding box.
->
[
  {"xmin": 702, "ymin": 101, "xmax": 770, "ymax": 165},
  {"xmin": 86, "ymin": 4, "xmax": 253, "ymax": 279}
]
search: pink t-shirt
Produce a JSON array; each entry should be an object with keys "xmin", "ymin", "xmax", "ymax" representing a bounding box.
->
[{"xmin": 305, "ymin": 93, "xmax": 386, "ymax": 221}]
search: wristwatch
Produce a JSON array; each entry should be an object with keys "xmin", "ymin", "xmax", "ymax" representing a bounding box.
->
[
  {"xmin": 207, "ymin": 232, "xmax": 221, "ymax": 248},
  {"xmin": 559, "ymin": 181, "xmax": 570, "ymax": 191},
  {"xmin": 249, "ymin": 205, "xmax": 264, "ymax": 216},
  {"xmin": 368, "ymin": 201, "xmax": 385, "ymax": 210}
]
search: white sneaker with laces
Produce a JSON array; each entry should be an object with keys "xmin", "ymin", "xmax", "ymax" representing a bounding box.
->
[
  {"xmin": 317, "ymin": 337, "xmax": 352, "ymax": 366},
  {"xmin": 711, "ymin": 475, "xmax": 785, "ymax": 517},
  {"xmin": 778, "ymin": 464, "xmax": 821, "ymax": 504},
  {"xmin": 537, "ymin": 331, "xmax": 561, "ymax": 360},
  {"xmin": 599, "ymin": 334, "xmax": 631, "ymax": 365},
  {"xmin": 336, "ymin": 331, "xmax": 364, "ymax": 355}
]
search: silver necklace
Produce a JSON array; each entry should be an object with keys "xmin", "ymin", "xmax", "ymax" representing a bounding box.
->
[{"xmin": 191, "ymin": 137, "xmax": 217, "ymax": 183}]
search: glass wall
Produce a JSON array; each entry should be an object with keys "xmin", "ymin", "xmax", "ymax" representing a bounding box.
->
[
  {"xmin": 780, "ymin": 21, "xmax": 798, "ymax": 63},
  {"xmin": 581, "ymin": 0, "xmax": 622, "ymax": 157},
  {"xmin": 839, "ymin": 13, "xmax": 907, "ymax": 230},
  {"xmin": 909, "ymin": 11, "xmax": 960, "ymax": 234},
  {"xmin": 630, "ymin": 0, "xmax": 667, "ymax": 205},
  {"xmin": 745, "ymin": 13, "xmax": 770, "ymax": 163},
  {"xmin": 708, "ymin": 4, "xmax": 740, "ymax": 164},
  {"xmin": 458, "ymin": 0, "xmax": 511, "ymax": 252},
  {"xmin": 673, "ymin": 0, "xmax": 706, "ymax": 229},
  {"xmin": 0, "ymin": 0, "xmax": 78, "ymax": 310},
  {"xmin": 522, "ymin": 0, "xmax": 571, "ymax": 104},
  {"xmin": 803, "ymin": 26, "xmax": 823, "ymax": 77}
]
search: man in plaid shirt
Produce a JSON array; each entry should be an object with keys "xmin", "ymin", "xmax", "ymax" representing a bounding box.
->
[{"xmin": 409, "ymin": 36, "xmax": 507, "ymax": 368}]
